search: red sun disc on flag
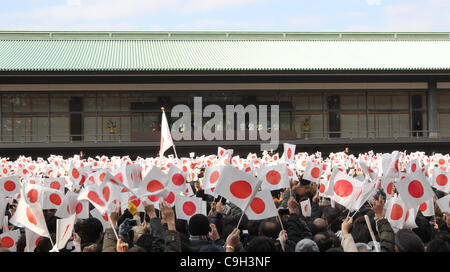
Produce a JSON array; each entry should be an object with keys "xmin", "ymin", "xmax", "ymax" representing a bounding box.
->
[
  {"xmin": 26, "ymin": 207, "xmax": 38, "ymax": 225},
  {"xmin": 408, "ymin": 180, "xmax": 424, "ymax": 198},
  {"xmin": 27, "ymin": 189, "xmax": 39, "ymax": 203},
  {"xmin": 182, "ymin": 201, "xmax": 196, "ymax": 216},
  {"xmin": 419, "ymin": 202, "xmax": 427, "ymax": 212},
  {"xmin": 333, "ymin": 179, "xmax": 353, "ymax": 198},
  {"xmin": 99, "ymin": 173, "xmax": 106, "ymax": 182},
  {"xmin": 266, "ymin": 170, "xmax": 281, "ymax": 185},
  {"xmin": 311, "ymin": 167, "xmax": 320, "ymax": 179},
  {"xmin": 210, "ymin": 171, "xmax": 220, "ymax": 184},
  {"xmin": 0, "ymin": 237, "xmax": 14, "ymax": 248},
  {"xmin": 250, "ymin": 197, "xmax": 265, "ymax": 214},
  {"xmin": 230, "ymin": 180, "xmax": 252, "ymax": 199},
  {"xmin": 35, "ymin": 236, "xmax": 42, "ymax": 247},
  {"xmin": 304, "ymin": 204, "xmax": 308, "ymax": 213},
  {"xmin": 102, "ymin": 186, "xmax": 110, "ymax": 202},
  {"xmin": 172, "ymin": 174, "xmax": 185, "ymax": 186},
  {"xmin": 404, "ymin": 210, "xmax": 410, "ymax": 222},
  {"xmin": 411, "ymin": 163, "xmax": 417, "ymax": 172},
  {"xmin": 50, "ymin": 181, "xmax": 60, "ymax": 190},
  {"xmin": 72, "ymin": 168, "xmax": 80, "ymax": 179},
  {"xmin": 390, "ymin": 204, "xmax": 404, "ymax": 220},
  {"xmin": 114, "ymin": 173, "xmax": 123, "ymax": 183},
  {"xmin": 148, "ymin": 195, "xmax": 159, "ymax": 202},
  {"xmin": 319, "ymin": 183, "xmax": 325, "ymax": 193},
  {"xmin": 387, "ymin": 182, "xmax": 394, "ymax": 195},
  {"xmin": 436, "ymin": 174, "xmax": 448, "ymax": 186},
  {"xmin": 287, "ymin": 149, "xmax": 292, "ymax": 159},
  {"xmin": 87, "ymin": 191, "xmax": 106, "ymax": 207},
  {"xmin": 147, "ymin": 180, "xmax": 164, "ymax": 193},
  {"xmin": 394, "ymin": 160, "xmax": 399, "ymax": 172},
  {"xmin": 3, "ymin": 181, "xmax": 16, "ymax": 192},
  {"xmin": 439, "ymin": 158, "xmax": 445, "ymax": 165},
  {"xmin": 163, "ymin": 192, "xmax": 175, "ymax": 204},
  {"xmin": 75, "ymin": 202, "xmax": 83, "ymax": 214},
  {"xmin": 49, "ymin": 193, "xmax": 62, "ymax": 205}
]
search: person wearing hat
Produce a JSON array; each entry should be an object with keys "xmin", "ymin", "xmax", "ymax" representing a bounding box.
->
[
  {"xmin": 188, "ymin": 214, "xmax": 222, "ymax": 252},
  {"xmin": 295, "ymin": 238, "xmax": 320, "ymax": 252},
  {"xmin": 395, "ymin": 229, "xmax": 425, "ymax": 252}
]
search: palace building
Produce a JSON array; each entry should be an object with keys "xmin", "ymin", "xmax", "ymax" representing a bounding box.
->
[{"xmin": 1, "ymin": 31, "xmax": 450, "ymax": 158}]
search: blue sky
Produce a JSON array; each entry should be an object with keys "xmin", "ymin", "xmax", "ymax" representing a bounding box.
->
[{"xmin": 1, "ymin": 0, "xmax": 449, "ymax": 31}]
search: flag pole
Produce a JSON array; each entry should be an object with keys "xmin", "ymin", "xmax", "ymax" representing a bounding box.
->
[{"xmin": 235, "ymin": 180, "xmax": 263, "ymax": 229}]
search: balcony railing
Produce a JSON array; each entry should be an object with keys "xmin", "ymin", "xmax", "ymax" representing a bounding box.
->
[{"xmin": 0, "ymin": 130, "xmax": 446, "ymax": 144}]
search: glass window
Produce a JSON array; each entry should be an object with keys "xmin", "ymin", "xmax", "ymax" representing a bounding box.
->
[
  {"xmin": 295, "ymin": 114, "xmax": 325, "ymax": 139},
  {"xmin": 51, "ymin": 95, "xmax": 69, "ymax": 112},
  {"xmin": 341, "ymin": 114, "xmax": 366, "ymax": 138},
  {"xmin": 100, "ymin": 94, "xmax": 121, "ymax": 112},
  {"xmin": 50, "ymin": 116, "xmax": 69, "ymax": 142},
  {"xmin": 31, "ymin": 95, "xmax": 48, "ymax": 113},
  {"xmin": 84, "ymin": 95, "xmax": 97, "ymax": 112},
  {"xmin": 83, "ymin": 116, "xmax": 97, "ymax": 142},
  {"xmin": 439, "ymin": 113, "xmax": 450, "ymax": 136},
  {"xmin": 31, "ymin": 117, "xmax": 48, "ymax": 142},
  {"xmin": 1, "ymin": 117, "xmax": 13, "ymax": 142},
  {"xmin": 13, "ymin": 117, "xmax": 31, "ymax": 142},
  {"xmin": 438, "ymin": 93, "xmax": 450, "ymax": 109}
]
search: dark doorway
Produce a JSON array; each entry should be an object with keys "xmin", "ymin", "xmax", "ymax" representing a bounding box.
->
[
  {"xmin": 327, "ymin": 95, "xmax": 340, "ymax": 138},
  {"xmin": 411, "ymin": 95, "xmax": 423, "ymax": 137},
  {"xmin": 70, "ymin": 97, "xmax": 83, "ymax": 141}
]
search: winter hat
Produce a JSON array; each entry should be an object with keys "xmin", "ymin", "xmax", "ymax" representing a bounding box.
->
[
  {"xmin": 395, "ymin": 229, "xmax": 425, "ymax": 252},
  {"xmin": 199, "ymin": 244, "xmax": 225, "ymax": 252},
  {"xmin": 188, "ymin": 214, "xmax": 211, "ymax": 236},
  {"xmin": 295, "ymin": 238, "xmax": 320, "ymax": 252}
]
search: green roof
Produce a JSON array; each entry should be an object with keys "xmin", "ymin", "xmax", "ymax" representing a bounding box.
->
[{"xmin": 1, "ymin": 31, "xmax": 450, "ymax": 72}]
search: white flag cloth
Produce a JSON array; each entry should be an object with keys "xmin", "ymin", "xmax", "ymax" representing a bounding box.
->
[
  {"xmin": 403, "ymin": 207, "xmax": 419, "ymax": 230},
  {"xmin": 0, "ymin": 176, "xmax": 21, "ymax": 198},
  {"xmin": 202, "ymin": 165, "xmax": 225, "ymax": 190},
  {"xmin": 139, "ymin": 166, "xmax": 168, "ymax": 197},
  {"xmin": 215, "ymin": 166, "xmax": 261, "ymax": 209},
  {"xmin": 330, "ymin": 171, "xmax": 363, "ymax": 211},
  {"xmin": 418, "ymin": 198, "xmax": 435, "ymax": 217},
  {"xmin": 244, "ymin": 189, "xmax": 278, "ymax": 220},
  {"xmin": 300, "ymin": 198, "xmax": 312, "ymax": 218},
  {"xmin": 174, "ymin": 195, "xmax": 205, "ymax": 221},
  {"xmin": 167, "ymin": 165, "xmax": 188, "ymax": 193},
  {"xmin": 385, "ymin": 196, "xmax": 407, "ymax": 229},
  {"xmin": 302, "ymin": 161, "xmax": 322, "ymax": 183},
  {"xmin": 256, "ymin": 164, "xmax": 290, "ymax": 191},
  {"xmin": 78, "ymin": 184, "xmax": 110, "ymax": 215},
  {"xmin": 42, "ymin": 188, "xmax": 65, "ymax": 210},
  {"xmin": 25, "ymin": 228, "xmax": 42, "ymax": 252},
  {"xmin": 430, "ymin": 167, "xmax": 450, "ymax": 193},
  {"xmin": 10, "ymin": 196, "xmax": 50, "ymax": 238},
  {"xmin": 0, "ymin": 198, "xmax": 8, "ymax": 231},
  {"xmin": 282, "ymin": 143, "xmax": 296, "ymax": 163},
  {"xmin": 395, "ymin": 172, "xmax": 434, "ymax": 210},
  {"xmin": 90, "ymin": 208, "xmax": 110, "ymax": 231},
  {"xmin": 43, "ymin": 177, "xmax": 65, "ymax": 191},
  {"xmin": 159, "ymin": 110, "xmax": 174, "ymax": 157},
  {"xmin": 436, "ymin": 194, "xmax": 450, "ymax": 214},
  {"xmin": 0, "ymin": 229, "xmax": 21, "ymax": 252},
  {"xmin": 56, "ymin": 213, "xmax": 76, "ymax": 250}
]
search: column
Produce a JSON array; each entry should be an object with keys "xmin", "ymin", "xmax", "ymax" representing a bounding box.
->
[{"xmin": 427, "ymin": 80, "xmax": 438, "ymax": 138}]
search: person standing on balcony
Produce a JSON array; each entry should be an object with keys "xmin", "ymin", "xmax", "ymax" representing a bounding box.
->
[{"xmin": 304, "ymin": 118, "xmax": 311, "ymax": 139}]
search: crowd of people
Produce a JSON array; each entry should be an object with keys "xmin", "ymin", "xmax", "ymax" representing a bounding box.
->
[{"xmin": 0, "ymin": 149, "xmax": 449, "ymax": 253}]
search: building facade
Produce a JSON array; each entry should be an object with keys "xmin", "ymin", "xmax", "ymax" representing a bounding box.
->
[{"xmin": 1, "ymin": 31, "xmax": 450, "ymax": 157}]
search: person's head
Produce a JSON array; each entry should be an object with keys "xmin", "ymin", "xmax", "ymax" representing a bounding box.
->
[
  {"xmin": 355, "ymin": 242, "xmax": 372, "ymax": 252},
  {"xmin": 135, "ymin": 234, "xmax": 153, "ymax": 252},
  {"xmin": 413, "ymin": 215, "xmax": 433, "ymax": 244},
  {"xmin": 395, "ymin": 229, "xmax": 425, "ymax": 252},
  {"xmin": 313, "ymin": 232, "xmax": 333, "ymax": 252},
  {"xmin": 175, "ymin": 219, "xmax": 189, "ymax": 235},
  {"xmin": 312, "ymin": 218, "xmax": 328, "ymax": 235},
  {"xmin": 246, "ymin": 236, "xmax": 277, "ymax": 252},
  {"xmin": 426, "ymin": 239, "xmax": 450, "ymax": 252},
  {"xmin": 295, "ymin": 239, "xmax": 320, "ymax": 252},
  {"xmin": 248, "ymin": 220, "xmax": 262, "ymax": 237},
  {"xmin": 350, "ymin": 216, "xmax": 371, "ymax": 244},
  {"xmin": 258, "ymin": 218, "xmax": 280, "ymax": 239},
  {"xmin": 322, "ymin": 207, "xmax": 340, "ymax": 232},
  {"xmin": 188, "ymin": 214, "xmax": 211, "ymax": 236},
  {"xmin": 74, "ymin": 217, "xmax": 104, "ymax": 245}
]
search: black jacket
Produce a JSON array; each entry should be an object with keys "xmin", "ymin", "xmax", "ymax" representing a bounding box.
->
[{"xmin": 286, "ymin": 213, "xmax": 313, "ymax": 244}]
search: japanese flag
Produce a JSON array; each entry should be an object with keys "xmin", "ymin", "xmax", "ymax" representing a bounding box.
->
[
  {"xmin": 23, "ymin": 183, "xmax": 45, "ymax": 206},
  {"xmin": 55, "ymin": 213, "xmax": 76, "ymax": 250},
  {"xmin": 218, "ymin": 147, "xmax": 227, "ymax": 158},
  {"xmin": 44, "ymin": 177, "xmax": 65, "ymax": 192},
  {"xmin": 385, "ymin": 196, "xmax": 407, "ymax": 229},
  {"xmin": 0, "ymin": 198, "xmax": 8, "ymax": 231},
  {"xmin": 0, "ymin": 176, "xmax": 20, "ymax": 198},
  {"xmin": 408, "ymin": 160, "xmax": 421, "ymax": 174},
  {"xmin": 10, "ymin": 196, "xmax": 50, "ymax": 238},
  {"xmin": 167, "ymin": 165, "xmax": 188, "ymax": 193},
  {"xmin": 69, "ymin": 164, "xmax": 85, "ymax": 188},
  {"xmin": 287, "ymin": 166, "xmax": 298, "ymax": 182},
  {"xmin": 323, "ymin": 167, "xmax": 340, "ymax": 197},
  {"xmin": 214, "ymin": 166, "xmax": 260, "ymax": 210},
  {"xmin": 403, "ymin": 207, "xmax": 418, "ymax": 230},
  {"xmin": 430, "ymin": 168, "xmax": 450, "ymax": 193},
  {"xmin": 256, "ymin": 164, "xmax": 290, "ymax": 191},
  {"xmin": 56, "ymin": 191, "xmax": 89, "ymax": 219},
  {"xmin": 300, "ymin": 198, "xmax": 312, "ymax": 218},
  {"xmin": 25, "ymin": 228, "xmax": 42, "ymax": 252},
  {"xmin": 140, "ymin": 166, "xmax": 168, "ymax": 196},
  {"xmin": 0, "ymin": 229, "xmax": 21, "ymax": 252},
  {"xmin": 436, "ymin": 194, "xmax": 450, "ymax": 214},
  {"xmin": 244, "ymin": 189, "xmax": 278, "ymax": 220},
  {"xmin": 202, "ymin": 165, "xmax": 225, "ymax": 190},
  {"xmin": 0, "ymin": 167, "xmax": 10, "ymax": 178},
  {"xmin": 382, "ymin": 151, "xmax": 400, "ymax": 179},
  {"xmin": 417, "ymin": 198, "xmax": 435, "ymax": 217},
  {"xmin": 161, "ymin": 190, "xmax": 177, "ymax": 207},
  {"xmin": 42, "ymin": 188, "xmax": 65, "ymax": 210},
  {"xmin": 282, "ymin": 143, "xmax": 296, "ymax": 164},
  {"xmin": 175, "ymin": 195, "xmax": 205, "ymax": 221},
  {"xmin": 78, "ymin": 184, "xmax": 110, "ymax": 215},
  {"xmin": 331, "ymin": 171, "xmax": 363, "ymax": 211},
  {"xmin": 159, "ymin": 110, "xmax": 174, "ymax": 157},
  {"xmin": 302, "ymin": 161, "xmax": 322, "ymax": 183},
  {"xmin": 395, "ymin": 172, "xmax": 434, "ymax": 210}
]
